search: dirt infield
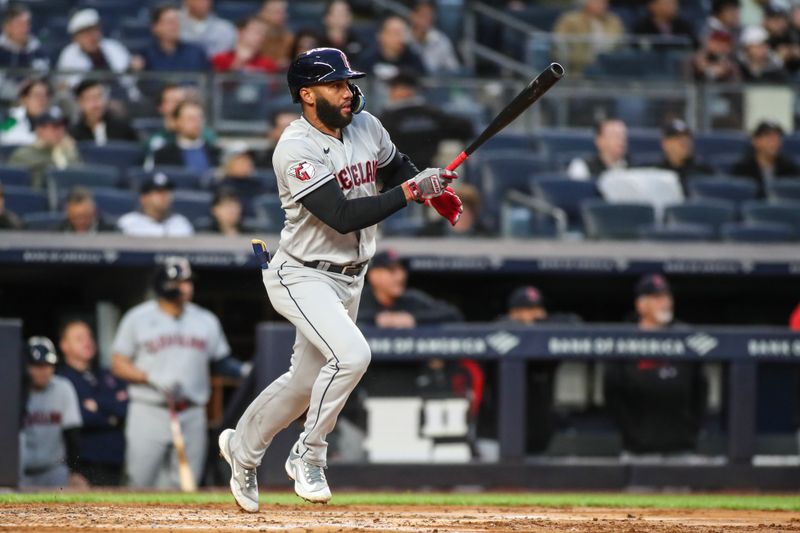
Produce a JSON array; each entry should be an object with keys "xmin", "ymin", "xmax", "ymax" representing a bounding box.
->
[{"xmin": 1, "ymin": 503, "xmax": 799, "ymax": 532}]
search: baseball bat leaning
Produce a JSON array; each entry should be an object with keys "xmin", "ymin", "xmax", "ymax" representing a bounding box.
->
[
  {"xmin": 446, "ymin": 62, "xmax": 565, "ymax": 172},
  {"xmin": 167, "ymin": 395, "xmax": 197, "ymax": 492}
]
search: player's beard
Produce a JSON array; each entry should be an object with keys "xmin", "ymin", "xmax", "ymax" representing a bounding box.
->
[{"xmin": 316, "ymin": 97, "xmax": 353, "ymax": 130}]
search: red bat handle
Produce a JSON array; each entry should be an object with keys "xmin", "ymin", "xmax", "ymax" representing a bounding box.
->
[{"xmin": 446, "ymin": 151, "xmax": 469, "ymax": 172}]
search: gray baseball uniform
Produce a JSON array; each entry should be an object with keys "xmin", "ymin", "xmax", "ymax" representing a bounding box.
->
[
  {"xmin": 112, "ymin": 300, "xmax": 230, "ymax": 488},
  {"xmin": 230, "ymin": 111, "xmax": 396, "ymax": 468},
  {"xmin": 20, "ymin": 375, "xmax": 82, "ymax": 487}
]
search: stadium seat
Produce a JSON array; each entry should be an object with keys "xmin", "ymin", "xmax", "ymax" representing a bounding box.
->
[
  {"xmin": 664, "ymin": 200, "xmax": 736, "ymax": 238},
  {"xmin": 381, "ymin": 208, "xmax": 427, "ymax": 237},
  {"xmin": 130, "ymin": 167, "xmax": 205, "ymax": 190},
  {"xmin": 481, "ymin": 134, "xmax": 537, "ymax": 153},
  {"xmin": 22, "ymin": 211, "xmax": 63, "ymax": 231},
  {"xmin": 693, "ymin": 132, "xmax": 749, "ymax": 159},
  {"xmin": 0, "ymin": 144, "xmax": 22, "ymax": 162},
  {"xmin": 91, "ymin": 188, "xmax": 136, "ymax": 218},
  {"xmin": 721, "ymin": 221, "xmax": 795, "ymax": 243},
  {"xmin": 581, "ymin": 200, "xmax": 656, "ymax": 240},
  {"xmin": 627, "ymin": 130, "xmax": 662, "ymax": 154},
  {"xmin": 252, "ymin": 194, "xmax": 285, "ymax": 233},
  {"xmin": 767, "ymin": 181, "xmax": 800, "ymax": 203},
  {"xmin": 171, "ymin": 190, "xmax": 213, "ymax": 222},
  {"xmin": 638, "ymin": 223, "xmax": 714, "ymax": 242},
  {"xmin": 78, "ymin": 142, "xmax": 145, "ymax": 174},
  {"xmin": 3, "ymin": 186, "xmax": 50, "ymax": 214},
  {"xmin": 533, "ymin": 178, "xmax": 601, "ymax": 229},
  {"xmin": 477, "ymin": 151, "xmax": 551, "ymax": 214},
  {"xmin": 687, "ymin": 176, "xmax": 759, "ymax": 205},
  {"xmin": 48, "ymin": 165, "xmax": 121, "ymax": 193},
  {"xmin": 131, "ymin": 117, "xmax": 164, "ymax": 137},
  {"xmin": 217, "ymin": 1, "xmax": 258, "ymax": 23},
  {"xmin": 0, "ymin": 166, "xmax": 32, "ymax": 187},
  {"xmin": 742, "ymin": 202, "xmax": 800, "ymax": 238},
  {"xmin": 535, "ymin": 130, "xmax": 594, "ymax": 160}
]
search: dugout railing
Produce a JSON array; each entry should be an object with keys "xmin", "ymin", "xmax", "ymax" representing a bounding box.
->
[{"xmin": 252, "ymin": 322, "xmax": 800, "ymax": 490}]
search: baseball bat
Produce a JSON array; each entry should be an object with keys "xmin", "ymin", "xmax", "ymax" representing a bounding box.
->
[
  {"xmin": 446, "ymin": 62, "xmax": 565, "ymax": 172},
  {"xmin": 167, "ymin": 395, "xmax": 197, "ymax": 492}
]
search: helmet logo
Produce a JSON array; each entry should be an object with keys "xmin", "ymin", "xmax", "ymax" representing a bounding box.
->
[{"xmin": 289, "ymin": 161, "xmax": 315, "ymax": 182}]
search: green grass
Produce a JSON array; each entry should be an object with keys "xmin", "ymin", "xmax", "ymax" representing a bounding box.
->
[{"xmin": 1, "ymin": 491, "xmax": 798, "ymax": 511}]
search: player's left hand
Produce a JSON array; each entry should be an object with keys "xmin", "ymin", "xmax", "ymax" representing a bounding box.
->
[{"xmin": 428, "ymin": 186, "xmax": 463, "ymax": 226}]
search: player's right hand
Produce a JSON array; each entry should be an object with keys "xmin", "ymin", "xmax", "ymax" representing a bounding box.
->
[
  {"xmin": 402, "ymin": 168, "xmax": 458, "ymax": 203},
  {"xmin": 149, "ymin": 377, "xmax": 182, "ymax": 400}
]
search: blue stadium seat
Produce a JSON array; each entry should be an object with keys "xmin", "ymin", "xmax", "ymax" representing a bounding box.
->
[
  {"xmin": 477, "ymin": 152, "xmax": 551, "ymax": 215},
  {"xmin": 91, "ymin": 188, "xmax": 136, "ymax": 218},
  {"xmin": 252, "ymin": 194, "xmax": 285, "ymax": 233},
  {"xmin": 381, "ymin": 208, "xmax": 426, "ymax": 237},
  {"xmin": 638, "ymin": 223, "xmax": 715, "ymax": 242},
  {"xmin": 0, "ymin": 166, "xmax": 32, "ymax": 187},
  {"xmin": 722, "ymin": 221, "xmax": 795, "ymax": 243},
  {"xmin": 118, "ymin": 19, "xmax": 150, "ymax": 40},
  {"xmin": 288, "ymin": 2, "xmax": 326, "ymax": 29},
  {"xmin": 217, "ymin": 1, "xmax": 258, "ymax": 23},
  {"xmin": 22, "ymin": 211, "xmax": 63, "ymax": 231},
  {"xmin": 693, "ymin": 132, "xmax": 749, "ymax": 159},
  {"xmin": 534, "ymin": 178, "xmax": 601, "ymax": 229},
  {"xmin": 4, "ymin": 186, "xmax": 50, "ymax": 214},
  {"xmin": 535, "ymin": 130, "xmax": 594, "ymax": 160},
  {"xmin": 687, "ymin": 176, "xmax": 759, "ymax": 205},
  {"xmin": 48, "ymin": 165, "xmax": 121, "ymax": 193},
  {"xmin": 515, "ymin": 5, "xmax": 564, "ymax": 31},
  {"xmin": 767, "ymin": 181, "xmax": 800, "ymax": 203},
  {"xmin": 481, "ymin": 134, "xmax": 537, "ymax": 153},
  {"xmin": 132, "ymin": 117, "xmax": 164, "ymax": 137},
  {"xmin": 77, "ymin": 0, "xmax": 143, "ymax": 31},
  {"xmin": 171, "ymin": 190, "xmax": 213, "ymax": 222},
  {"xmin": 586, "ymin": 50, "xmax": 686, "ymax": 80},
  {"xmin": 664, "ymin": 200, "xmax": 736, "ymax": 238},
  {"xmin": 627, "ymin": 130, "xmax": 662, "ymax": 153},
  {"xmin": 742, "ymin": 201, "xmax": 800, "ymax": 238},
  {"xmin": 130, "ymin": 167, "xmax": 205, "ymax": 190},
  {"xmin": 79, "ymin": 142, "xmax": 144, "ymax": 169},
  {"xmin": 0, "ymin": 144, "xmax": 22, "ymax": 162},
  {"xmin": 581, "ymin": 200, "xmax": 656, "ymax": 240}
]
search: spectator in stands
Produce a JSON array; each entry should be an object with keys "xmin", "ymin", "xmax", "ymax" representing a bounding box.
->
[
  {"xmin": 553, "ymin": 0, "xmax": 625, "ymax": 75},
  {"xmin": 419, "ymin": 183, "xmax": 489, "ymax": 237},
  {"xmin": 358, "ymin": 249, "xmax": 463, "ymax": 327},
  {"xmin": 211, "ymin": 16, "xmax": 278, "ymax": 73},
  {"xmin": 632, "ymin": 0, "xmax": 697, "ymax": 48},
  {"xmin": 700, "ymin": 0, "xmax": 741, "ymax": 44},
  {"xmin": 117, "ymin": 172, "xmax": 195, "ymax": 237},
  {"xmin": 692, "ymin": 29, "xmax": 741, "ymax": 82},
  {"xmin": 134, "ymin": 4, "xmax": 210, "ymax": 72},
  {"xmin": 153, "ymin": 100, "xmax": 221, "ymax": 174},
  {"xmin": 731, "ymin": 121, "xmax": 799, "ymax": 197},
  {"xmin": 57, "ymin": 9, "xmax": 131, "ymax": 84},
  {"xmin": 146, "ymin": 84, "xmax": 217, "ymax": 157},
  {"xmin": 657, "ymin": 119, "xmax": 714, "ymax": 189},
  {"xmin": 251, "ymin": 109, "xmax": 298, "ymax": 169},
  {"xmin": 0, "ymin": 78, "xmax": 50, "ymax": 146},
  {"xmin": 320, "ymin": 0, "xmax": 364, "ymax": 62},
  {"xmin": 207, "ymin": 187, "xmax": 244, "ymax": 235},
  {"xmin": 379, "ymin": 71, "xmax": 473, "ymax": 169},
  {"xmin": 409, "ymin": 0, "xmax": 461, "ymax": 73},
  {"xmin": 359, "ymin": 15, "xmax": 427, "ymax": 80},
  {"xmin": 0, "ymin": 4, "xmax": 49, "ymax": 70},
  {"xmin": 216, "ymin": 143, "xmax": 266, "ymax": 202},
  {"xmin": 8, "ymin": 107, "xmax": 82, "ymax": 190},
  {"xmin": 57, "ymin": 319, "xmax": 128, "ymax": 486},
  {"xmin": 179, "ymin": 0, "xmax": 237, "ymax": 58},
  {"xmin": 69, "ymin": 80, "xmax": 139, "ymax": 145},
  {"xmin": 567, "ymin": 118, "xmax": 629, "ymax": 181},
  {"xmin": 604, "ymin": 274, "xmax": 707, "ymax": 456},
  {"xmin": 57, "ymin": 187, "xmax": 116, "ymax": 234},
  {"xmin": 257, "ymin": 0, "xmax": 294, "ymax": 69},
  {"xmin": 0, "ymin": 181, "xmax": 23, "ymax": 230},
  {"xmin": 763, "ymin": 0, "xmax": 800, "ymax": 73},
  {"xmin": 737, "ymin": 25, "xmax": 789, "ymax": 83},
  {"xmin": 20, "ymin": 336, "xmax": 86, "ymax": 488},
  {"xmin": 289, "ymin": 28, "xmax": 323, "ymax": 61}
]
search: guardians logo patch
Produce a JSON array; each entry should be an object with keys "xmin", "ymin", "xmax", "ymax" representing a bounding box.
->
[{"xmin": 288, "ymin": 161, "xmax": 316, "ymax": 182}]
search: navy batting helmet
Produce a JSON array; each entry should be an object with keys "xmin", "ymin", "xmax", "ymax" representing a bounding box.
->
[
  {"xmin": 154, "ymin": 256, "xmax": 193, "ymax": 300},
  {"xmin": 27, "ymin": 336, "xmax": 58, "ymax": 365},
  {"xmin": 287, "ymin": 47, "xmax": 366, "ymax": 110}
]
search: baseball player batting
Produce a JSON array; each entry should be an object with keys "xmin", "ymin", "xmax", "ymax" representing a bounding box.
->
[{"xmin": 218, "ymin": 47, "xmax": 462, "ymax": 512}]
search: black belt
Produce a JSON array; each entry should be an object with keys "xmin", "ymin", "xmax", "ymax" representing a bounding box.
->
[{"xmin": 303, "ymin": 259, "xmax": 368, "ymax": 276}]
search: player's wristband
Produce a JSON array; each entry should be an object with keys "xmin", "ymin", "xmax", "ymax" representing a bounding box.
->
[{"xmin": 402, "ymin": 181, "xmax": 423, "ymax": 203}]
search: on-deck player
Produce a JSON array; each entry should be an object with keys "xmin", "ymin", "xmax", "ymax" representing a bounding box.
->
[{"xmin": 218, "ymin": 47, "xmax": 464, "ymax": 512}]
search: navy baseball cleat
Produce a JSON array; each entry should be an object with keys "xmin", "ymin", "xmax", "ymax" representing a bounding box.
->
[
  {"xmin": 218, "ymin": 429, "xmax": 259, "ymax": 512},
  {"xmin": 285, "ymin": 444, "xmax": 331, "ymax": 503}
]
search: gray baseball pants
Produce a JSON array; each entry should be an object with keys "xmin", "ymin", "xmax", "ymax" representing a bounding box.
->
[{"xmin": 230, "ymin": 249, "xmax": 369, "ymax": 468}]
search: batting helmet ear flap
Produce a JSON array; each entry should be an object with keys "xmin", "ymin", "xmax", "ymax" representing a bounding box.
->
[{"xmin": 348, "ymin": 82, "xmax": 365, "ymax": 114}]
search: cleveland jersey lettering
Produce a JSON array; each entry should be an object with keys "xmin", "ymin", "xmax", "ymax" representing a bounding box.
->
[{"xmin": 272, "ymin": 111, "xmax": 397, "ymax": 264}]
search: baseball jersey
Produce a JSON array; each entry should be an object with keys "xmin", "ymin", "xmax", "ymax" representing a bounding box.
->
[
  {"xmin": 117, "ymin": 212, "xmax": 195, "ymax": 237},
  {"xmin": 21, "ymin": 375, "xmax": 82, "ymax": 471},
  {"xmin": 111, "ymin": 301, "xmax": 230, "ymax": 406},
  {"xmin": 272, "ymin": 111, "xmax": 397, "ymax": 264}
]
